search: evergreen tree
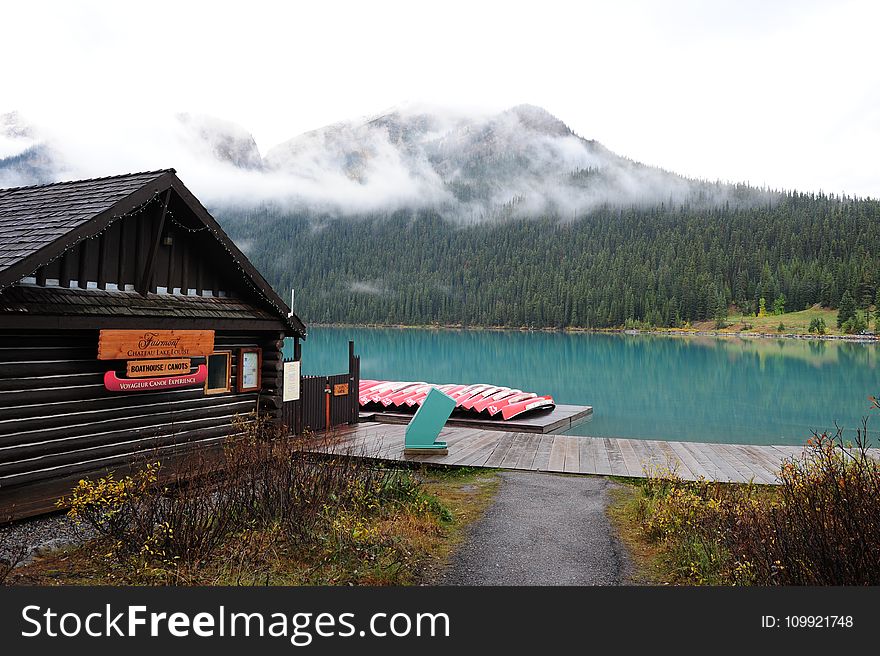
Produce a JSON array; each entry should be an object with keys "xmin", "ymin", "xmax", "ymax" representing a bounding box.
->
[
  {"xmin": 875, "ymin": 289, "xmax": 880, "ymax": 331},
  {"xmin": 216, "ymin": 192, "xmax": 880, "ymax": 330},
  {"xmin": 773, "ymin": 294, "xmax": 786, "ymax": 315},
  {"xmin": 837, "ymin": 291, "xmax": 856, "ymax": 328}
]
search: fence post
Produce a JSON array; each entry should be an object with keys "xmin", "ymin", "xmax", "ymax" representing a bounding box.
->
[
  {"xmin": 324, "ymin": 378, "xmax": 332, "ymax": 432},
  {"xmin": 348, "ymin": 340, "xmax": 358, "ymax": 425}
]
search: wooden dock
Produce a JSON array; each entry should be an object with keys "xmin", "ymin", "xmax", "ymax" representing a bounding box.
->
[
  {"xmin": 360, "ymin": 404, "xmax": 593, "ymax": 434},
  {"xmin": 307, "ymin": 422, "xmax": 872, "ymax": 484}
]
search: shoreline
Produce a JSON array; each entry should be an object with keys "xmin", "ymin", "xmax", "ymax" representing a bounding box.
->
[{"xmin": 308, "ymin": 322, "xmax": 879, "ymax": 343}]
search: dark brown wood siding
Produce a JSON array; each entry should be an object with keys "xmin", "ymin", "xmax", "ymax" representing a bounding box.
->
[
  {"xmin": 0, "ymin": 329, "xmax": 284, "ymax": 519},
  {"xmin": 29, "ymin": 194, "xmax": 248, "ymax": 299}
]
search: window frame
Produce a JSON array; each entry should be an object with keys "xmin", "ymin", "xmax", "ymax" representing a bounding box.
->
[
  {"xmin": 237, "ymin": 347, "xmax": 262, "ymax": 392},
  {"xmin": 204, "ymin": 350, "xmax": 232, "ymax": 395}
]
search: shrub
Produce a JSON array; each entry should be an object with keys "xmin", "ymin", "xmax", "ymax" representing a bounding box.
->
[
  {"xmin": 61, "ymin": 413, "xmax": 440, "ymax": 584},
  {"xmin": 773, "ymin": 295, "xmax": 786, "ymax": 315},
  {"xmin": 637, "ymin": 420, "xmax": 880, "ymax": 585},
  {"xmin": 842, "ymin": 312, "xmax": 868, "ymax": 334},
  {"xmin": 728, "ymin": 427, "xmax": 879, "ymax": 585},
  {"xmin": 808, "ymin": 317, "xmax": 826, "ymax": 334}
]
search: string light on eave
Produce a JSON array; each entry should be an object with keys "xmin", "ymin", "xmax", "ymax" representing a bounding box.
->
[
  {"xmin": 21, "ymin": 190, "xmax": 164, "ymax": 283},
  {"xmin": 16, "ymin": 188, "xmax": 293, "ymax": 324}
]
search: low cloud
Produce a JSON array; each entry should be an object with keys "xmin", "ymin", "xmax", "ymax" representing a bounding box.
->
[
  {"xmin": 349, "ymin": 280, "xmax": 386, "ymax": 295},
  {"xmin": 0, "ymin": 104, "xmax": 777, "ymax": 220}
]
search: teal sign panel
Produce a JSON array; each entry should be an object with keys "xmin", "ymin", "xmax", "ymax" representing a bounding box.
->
[{"xmin": 404, "ymin": 387, "xmax": 454, "ymax": 449}]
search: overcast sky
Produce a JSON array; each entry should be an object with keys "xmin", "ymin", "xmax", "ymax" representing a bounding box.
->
[{"xmin": 2, "ymin": 0, "xmax": 878, "ymax": 198}]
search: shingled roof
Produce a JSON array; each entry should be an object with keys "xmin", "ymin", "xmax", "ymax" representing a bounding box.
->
[
  {"xmin": 0, "ymin": 170, "xmax": 306, "ymax": 335},
  {"xmin": 0, "ymin": 170, "xmax": 172, "ymax": 274}
]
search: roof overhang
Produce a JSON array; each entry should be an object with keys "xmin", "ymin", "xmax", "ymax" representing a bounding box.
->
[{"xmin": 0, "ymin": 170, "xmax": 306, "ymax": 337}]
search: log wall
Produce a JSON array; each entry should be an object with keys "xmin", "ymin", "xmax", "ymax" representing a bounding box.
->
[{"xmin": 0, "ymin": 328, "xmax": 284, "ymax": 519}]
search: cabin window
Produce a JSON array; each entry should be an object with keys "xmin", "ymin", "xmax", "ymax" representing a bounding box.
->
[
  {"xmin": 238, "ymin": 348, "xmax": 262, "ymax": 392},
  {"xmin": 205, "ymin": 351, "xmax": 231, "ymax": 394}
]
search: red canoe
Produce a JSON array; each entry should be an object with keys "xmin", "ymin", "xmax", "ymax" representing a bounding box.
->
[{"xmin": 358, "ymin": 380, "xmax": 555, "ymax": 421}]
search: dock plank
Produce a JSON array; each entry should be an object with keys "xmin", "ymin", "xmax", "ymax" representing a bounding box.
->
[
  {"xmin": 516, "ymin": 433, "xmax": 543, "ymax": 470},
  {"xmin": 484, "ymin": 433, "xmax": 517, "ymax": 467},
  {"xmin": 577, "ymin": 436, "xmax": 596, "ymax": 476},
  {"xmin": 458, "ymin": 437, "xmax": 505, "ymax": 467},
  {"xmin": 532, "ymin": 435, "xmax": 555, "ymax": 471},
  {"xmin": 305, "ymin": 423, "xmax": 819, "ymax": 485},
  {"xmin": 681, "ymin": 442, "xmax": 729, "ymax": 481},
  {"xmin": 617, "ymin": 439, "xmax": 644, "ymax": 477},
  {"xmin": 740, "ymin": 445, "xmax": 783, "ymax": 482},
  {"xmin": 698, "ymin": 443, "xmax": 750, "ymax": 483},
  {"xmin": 563, "ymin": 436, "xmax": 580, "ymax": 473},
  {"xmin": 666, "ymin": 440, "xmax": 710, "ymax": 479},
  {"xmin": 603, "ymin": 438, "xmax": 629, "ymax": 477},
  {"xmin": 717, "ymin": 443, "xmax": 777, "ymax": 485},
  {"xmin": 547, "ymin": 436, "xmax": 567, "ymax": 472},
  {"xmin": 591, "ymin": 437, "xmax": 613, "ymax": 475},
  {"xmin": 447, "ymin": 430, "xmax": 504, "ymax": 467},
  {"xmin": 643, "ymin": 439, "xmax": 695, "ymax": 479},
  {"xmin": 501, "ymin": 433, "xmax": 530, "ymax": 469},
  {"xmin": 627, "ymin": 439, "xmax": 663, "ymax": 477}
]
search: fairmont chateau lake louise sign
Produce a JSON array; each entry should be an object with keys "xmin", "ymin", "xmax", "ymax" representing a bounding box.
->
[{"xmin": 98, "ymin": 330, "xmax": 215, "ymax": 360}]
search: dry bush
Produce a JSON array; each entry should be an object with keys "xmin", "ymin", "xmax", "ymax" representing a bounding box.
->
[
  {"xmin": 61, "ymin": 413, "xmax": 438, "ymax": 584},
  {"xmin": 726, "ymin": 425, "xmax": 880, "ymax": 585},
  {"xmin": 638, "ymin": 421, "xmax": 880, "ymax": 585}
]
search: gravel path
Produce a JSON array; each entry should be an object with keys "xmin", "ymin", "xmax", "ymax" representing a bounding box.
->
[
  {"xmin": 439, "ymin": 471, "xmax": 629, "ymax": 585},
  {"xmin": 0, "ymin": 512, "xmax": 95, "ymax": 567}
]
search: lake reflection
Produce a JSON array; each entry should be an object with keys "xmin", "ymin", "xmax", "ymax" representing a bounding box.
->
[{"xmin": 299, "ymin": 328, "xmax": 879, "ymax": 446}]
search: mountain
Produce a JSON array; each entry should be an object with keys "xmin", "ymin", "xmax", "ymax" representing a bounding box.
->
[
  {"xmin": 0, "ymin": 112, "xmax": 60, "ymax": 188},
  {"xmin": 262, "ymin": 104, "xmax": 765, "ymax": 220},
  {"xmin": 3, "ymin": 105, "xmax": 878, "ymax": 331},
  {"xmin": 175, "ymin": 113, "xmax": 263, "ymax": 170},
  {"xmin": 0, "ymin": 104, "xmax": 769, "ymax": 218},
  {"xmin": 0, "ymin": 111, "xmax": 266, "ymax": 190}
]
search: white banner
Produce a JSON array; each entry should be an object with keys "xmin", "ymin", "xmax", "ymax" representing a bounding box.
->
[{"xmin": 283, "ymin": 361, "xmax": 301, "ymax": 402}]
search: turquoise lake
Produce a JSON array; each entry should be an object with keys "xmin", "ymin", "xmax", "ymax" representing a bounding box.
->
[{"xmin": 298, "ymin": 327, "xmax": 880, "ymax": 446}]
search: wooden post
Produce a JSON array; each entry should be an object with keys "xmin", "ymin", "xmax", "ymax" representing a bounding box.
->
[
  {"xmin": 324, "ymin": 378, "xmax": 331, "ymax": 431},
  {"xmin": 348, "ymin": 340, "xmax": 358, "ymax": 425}
]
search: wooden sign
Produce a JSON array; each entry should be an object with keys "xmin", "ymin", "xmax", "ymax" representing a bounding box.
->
[
  {"xmin": 104, "ymin": 364, "xmax": 207, "ymax": 392},
  {"xmin": 333, "ymin": 383, "xmax": 349, "ymax": 396},
  {"xmin": 126, "ymin": 359, "xmax": 192, "ymax": 378},
  {"xmin": 98, "ymin": 330, "xmax": 214, "ymax": 360}
]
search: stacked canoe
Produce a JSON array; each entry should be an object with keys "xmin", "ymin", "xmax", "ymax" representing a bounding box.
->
[{"xmin": 358, "ymin": 380, "xmax": 555, "ymax": 420}]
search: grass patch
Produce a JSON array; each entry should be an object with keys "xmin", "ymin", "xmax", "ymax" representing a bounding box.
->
[
  {"xmin": 414, "ymin": 467, "xmax": 500, "ymax": 582},
  {"xmin": 693, "ymin": 305, "xmax": 847, "ymax": 336},
  {"xmin": 606, "ymin": 483, "xmax": 666, "ymax": 585}
]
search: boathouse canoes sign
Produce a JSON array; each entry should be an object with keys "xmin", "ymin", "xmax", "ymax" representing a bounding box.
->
[{"xmin": 99, "ymin": 330, "xmax": 214, "ymax": 393}]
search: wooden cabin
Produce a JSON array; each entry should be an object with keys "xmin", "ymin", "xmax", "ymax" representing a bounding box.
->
[{"xmin": 0, "ymin": 169, "xmax": 306, "ymax": 519}]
